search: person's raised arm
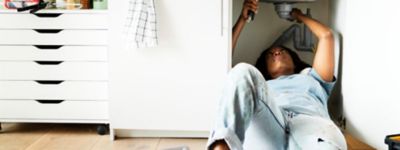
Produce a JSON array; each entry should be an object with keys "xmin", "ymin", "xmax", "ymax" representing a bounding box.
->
[
  {"xmin": 232, "ymin": 0, "xmax": 259, "ymax": 52},
  {"xmin": 291, "ymin": 8, "xmax": 334, "ymax": 82}
]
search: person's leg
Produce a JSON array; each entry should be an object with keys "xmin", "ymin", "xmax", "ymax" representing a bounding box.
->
[
  {"xmin": 241, "ymin": 102, "xmax": 288, "ymax": 150},
  {"xmin": 207, "ymin": 63, "xmax": 287, "ymax": 150},
  {"xmin": 287, "ymin": 114, "xmax": 347, "ymax": 150}
]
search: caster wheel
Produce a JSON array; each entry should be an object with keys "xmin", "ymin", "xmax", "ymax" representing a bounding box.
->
[{"xmin": 96, "ymin": 124, "xmax": 107, "ymax": 135}]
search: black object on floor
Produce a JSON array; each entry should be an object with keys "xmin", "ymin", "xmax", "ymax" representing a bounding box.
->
[
  {"xmin": 96, "ymin": 124, "xmax": 108, "ymax": 135},
  {"xmin": 385, "ymin": 134, "xmax": 400, "ymax": 150}
]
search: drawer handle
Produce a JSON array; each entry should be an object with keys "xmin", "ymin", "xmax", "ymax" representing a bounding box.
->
[
  {"xmin": 35, "ymin": 80, "xmax": 64, "ymax": 85},
  {"xmin": 35, "ymin": 100, "xmax": 65, "ymax": 104},
  {"xmin": 34, "ymin": 61, "xmax": 64, "ymax": 65},
  {"xmin": 34, "ymin": 13, "xmax": 63, "ymax": 18},
  {"xmin": 34, "ymin": 45, "xmax": 64, "ymax": 50},
  {"xmin": 34, "ymin": 29, "xmax": 63, "ymax": 34}
]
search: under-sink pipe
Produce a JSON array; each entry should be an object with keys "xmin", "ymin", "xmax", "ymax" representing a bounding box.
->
[
  {"xmin": 259, "ymin": 0, "xmax": 316, "ymax": 20},
  {"xmin": 272, "ymin": 9, "xmax": 314, "ymax": 52}
]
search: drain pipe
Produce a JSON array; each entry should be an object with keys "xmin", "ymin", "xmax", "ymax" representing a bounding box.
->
[{"xmin": 272, "ymin": 8, "xmax": 314, "ymax": 52}]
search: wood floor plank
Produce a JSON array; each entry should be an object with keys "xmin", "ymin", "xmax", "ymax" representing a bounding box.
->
[
  {"xmin": 157, "ymin": 138, "xmax": 207, "ymax": 150},
  {"xmin": 91, "ymin": 137, "xmax": 160, "ymax": 150},
  {"xmin": 25, "ymin": 124, "xmax": 101, "ymax": 150},
  {"xmin": 0, "ymin": 123, "xmax": 53, "ymax": 150},
  {"xmin": 344, "ymin": 133, "xmax": 376, "ymax": 150},
  {"xmin": 1, "ymin": 123, "xmax": 376, "ymax": 150}
]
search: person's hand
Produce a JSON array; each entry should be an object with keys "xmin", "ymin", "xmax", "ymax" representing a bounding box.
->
[
  {"xmin": 290, "ymin": 8, "xmax": 305, "ymax": 23},
  {"xmin": 240, "ymin": 0, "xmax": 259, "ymax": 22}
]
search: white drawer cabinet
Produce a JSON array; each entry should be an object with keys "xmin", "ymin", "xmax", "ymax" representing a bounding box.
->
[
  {"xmin": 0, "ymin": 46, "xmax": 108, "ymax": 61},
  {"xmin": 0, "ymin": 11, "xmax": 109, "ymax": 134},
  {"xmin": 0, "ymin": 13, "xmax": 107, "ymax": 29},
  {"xmin": 0, "ymin": 81, "xmax": 108, "ymax": 100},
  {"xmin": 0, "ymin": 100, "xmax": 108, "ymax": 121},
  {"xmin": 0, "ymin": 61, "xmax": 108, "ymax": 80},
  {"xmin": 0, "ymin": 30, "xmax": 108, "ymax": 45}
]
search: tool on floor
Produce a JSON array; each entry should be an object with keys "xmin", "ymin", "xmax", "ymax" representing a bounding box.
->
[{"xmin": 385, "ymin": 134, "xmax": 400, "ymax": 150}]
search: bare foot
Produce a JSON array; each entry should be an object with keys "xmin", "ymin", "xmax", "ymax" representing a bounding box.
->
[{"xmin": 212, "ymin": 140, "xmax": 230, "ymax": 150}]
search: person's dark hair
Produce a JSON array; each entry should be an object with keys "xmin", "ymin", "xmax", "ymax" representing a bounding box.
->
[{"xmin": 255, "ymin": 45, "xmax": 311, "ymax": 80}]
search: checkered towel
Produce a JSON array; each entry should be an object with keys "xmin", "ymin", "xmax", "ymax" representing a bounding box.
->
[{"xmin": 125, "ymin": 0, "xmax": 158, "ymax": 48}]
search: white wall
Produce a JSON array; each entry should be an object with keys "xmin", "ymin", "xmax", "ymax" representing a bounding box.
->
[
  {"xmin": 232, "ymin": 0, "xmax": 331, "ymax": 66},
  {"xmin": 331, "ymin": 0, "xmax": 400, "ymax": 149}
]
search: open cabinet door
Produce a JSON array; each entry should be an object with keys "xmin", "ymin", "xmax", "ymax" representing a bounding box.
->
[{"xmin": 109, "ymin": 0, "xmax": 231, "ymax": 137}]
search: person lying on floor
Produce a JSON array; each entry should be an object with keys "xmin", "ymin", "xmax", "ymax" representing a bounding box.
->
[{"xmin": 207, "ymin": 0, "xmax": 347, "ymax": 150}]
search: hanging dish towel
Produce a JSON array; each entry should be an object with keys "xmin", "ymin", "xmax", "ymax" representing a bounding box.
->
[{"xmin": 125, "ymin": 0, "xmax": 158, "ymax": 48}]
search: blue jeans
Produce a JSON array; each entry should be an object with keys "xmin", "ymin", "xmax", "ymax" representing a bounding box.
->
[{"xmin": 207, "ymin": 63, "xmax": 347, "ymax": 150}]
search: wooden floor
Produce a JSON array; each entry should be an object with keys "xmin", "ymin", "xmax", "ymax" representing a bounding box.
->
[
  {"xmin": 0, "ymin": 123, "xmax": 206, "ymax": 150},
  {"xmin": 0, "ymin": 123, "xmax": 375, "ymax": 150}
]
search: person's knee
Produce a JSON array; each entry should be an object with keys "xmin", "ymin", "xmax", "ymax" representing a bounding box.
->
[
  {"xmin": 229, "ymin": 63, "xmax": 260, "ymax": 81},
  {"xmin": 232, "ymin": 63, "xmax": 256, "ymax": 72}
]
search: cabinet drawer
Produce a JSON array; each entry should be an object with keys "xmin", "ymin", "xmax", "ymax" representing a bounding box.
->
[
  {"xmin": 0, "ymin": 61, "xmax": 107, "ymax": 80},
  {"xmin": 0, "ymin": 45, "xmax": 108, "ymax": 61},
  {"xmin": 0, "ymin": 100, "xmax": 108, "ymax": 120},
  {"xmin": 0, "ymin": 30, "xmax": 107, "ymax": 45},
  {"xmin": 0, "ymin": 81, "xmax": 107, "ymax": 100},
  {"xmin": 0, "ymin": 13, "xmax": 107, "ymax": 29}
]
